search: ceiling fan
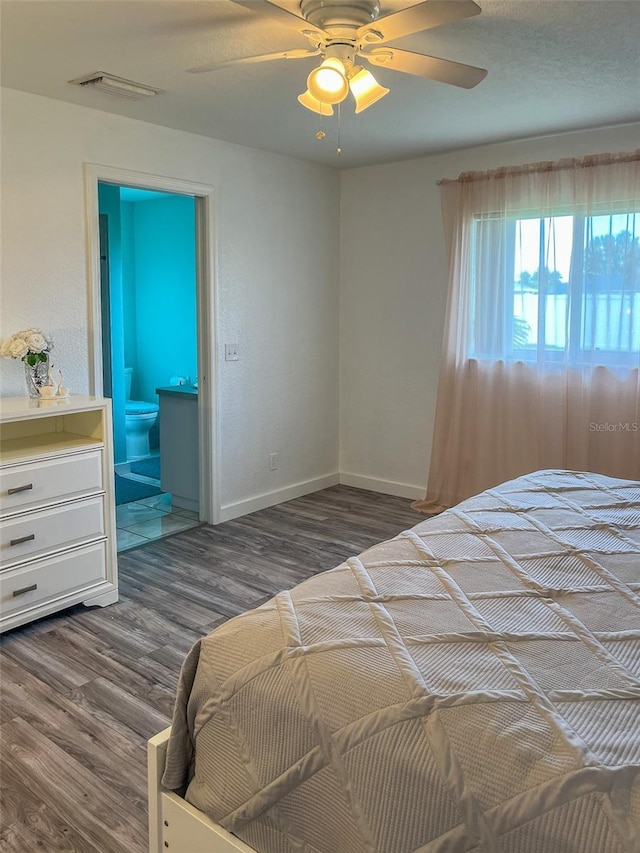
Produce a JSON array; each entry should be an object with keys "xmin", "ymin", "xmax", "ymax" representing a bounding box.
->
[{"xmin": 187, "ymin": 0, "xmax": 487, "ymax": 115}]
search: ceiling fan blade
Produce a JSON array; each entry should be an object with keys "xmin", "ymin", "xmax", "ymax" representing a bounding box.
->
[
  {"xmin": 230, "ymin": 0, "xmax": 323, "ymax": 39},
  {"xmin": 358, "ymin": 0, "xmax": 481, "ymax": 44},
  {"xmin": 364, "ymin": 47, "xmax": 487, "ymax": 88},
  {"xmin": 187, "ymin": 48, "xmax": 320, "ymax": 74}
]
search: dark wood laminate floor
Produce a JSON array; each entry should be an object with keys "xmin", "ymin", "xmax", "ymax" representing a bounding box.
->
[{"xmin": 0, "ymin": 485, "xmax": 421, "ymax": 852}]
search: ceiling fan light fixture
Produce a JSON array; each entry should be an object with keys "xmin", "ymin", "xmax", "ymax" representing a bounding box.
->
[
  {"xmin": 297, "ymin": 89, "xmax": 335, "ymax": 116},
  {"xmin": 307, "ymin": 56, "xmax": 349, "ymax": 104},
  {"xmin": 349, "ymin": 67, "xmax": 389, "ymax": 113}
]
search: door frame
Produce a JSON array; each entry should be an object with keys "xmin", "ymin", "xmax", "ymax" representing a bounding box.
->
[{"xmin": 84, "ymin": 164, "xmax": 220, "ymax": 525}]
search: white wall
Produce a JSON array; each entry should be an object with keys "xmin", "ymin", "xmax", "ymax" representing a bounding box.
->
[
  {"xmin": 339, "ymin": 123, "xmax": 640, "ymax": 499},
  {"xmin": 0, "ymin": 88, "xmax": 340, "ymax": 517}
]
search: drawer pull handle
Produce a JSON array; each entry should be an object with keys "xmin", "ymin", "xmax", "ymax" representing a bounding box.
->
[
  {"xmin": 7, "ymin": 483, "xmax": 34, "ymax": 495},
  {"xmin": 10, "ymin": 534, "xmax": 35, "ymax": 547},
  {"xmin": 12, "ymin": 583, "xmax": 38, "ymax": 598}
]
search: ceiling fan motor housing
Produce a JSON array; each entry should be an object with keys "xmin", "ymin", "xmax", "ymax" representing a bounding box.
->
[{"xmin": 301, "ymin": 0, "xmax": 380, "ymax": 33}]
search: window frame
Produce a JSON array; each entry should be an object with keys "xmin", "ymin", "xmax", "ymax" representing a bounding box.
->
[{"xmin": 470, "ymin": 205, "xmax": 640, "ymax": 368}]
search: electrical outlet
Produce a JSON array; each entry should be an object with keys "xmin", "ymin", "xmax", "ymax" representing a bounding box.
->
[
  {"xmin": 269, "ymin": 452, "xmax": 278, "ymax": 471},
  {"xmin": 224, "ymin": 343, "xmax": 239, "ymax": 361}
]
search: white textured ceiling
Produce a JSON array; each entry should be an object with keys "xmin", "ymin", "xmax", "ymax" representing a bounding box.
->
[{"xmin": 1, "ymin": 1, "xmax": 639, "ymax": 169}]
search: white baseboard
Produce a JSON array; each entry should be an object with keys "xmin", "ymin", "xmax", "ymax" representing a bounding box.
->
[
  {"xmin": 219, "ymin": 473, "xmax": 340, "ymax": 523},
  {"xmin": 339, "ymin": 472, "xmax": 425, "ymax": 500}
]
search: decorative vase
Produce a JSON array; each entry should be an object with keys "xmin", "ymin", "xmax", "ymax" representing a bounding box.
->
[{"xmin": 24, "ymin": 355, "xmax": 50, "ymax": 398}]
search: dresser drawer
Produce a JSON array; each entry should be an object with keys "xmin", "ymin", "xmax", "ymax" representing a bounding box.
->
[
  {"xmin": 0, "ymin": 450, "xmax": 103, "ymax": 516},
  {"xmin": 0, "ymin": 496, "xmax": 105, "ymax": 568},
  {"xmin": 0, "ymin": 541, "xmax": 107, "ymax": 619}
]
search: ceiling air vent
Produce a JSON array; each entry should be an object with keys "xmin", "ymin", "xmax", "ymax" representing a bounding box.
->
[{"xmin": 69, "ymin": 72, "xmax": 163, "ymax": 100}]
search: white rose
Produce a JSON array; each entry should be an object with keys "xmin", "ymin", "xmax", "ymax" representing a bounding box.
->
[
  {"xmin": 25, "ymin": 331, "xmax": 47, "ymax": 353},
  {"xmin": 8, "ymin": 337, "xmax": 29, "ymax": 359},
  {"xmin": 0, "ymin": 338, "xmax": 13, "ymax": 358}
]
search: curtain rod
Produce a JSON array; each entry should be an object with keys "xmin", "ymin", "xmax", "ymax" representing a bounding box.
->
[{"xmin": 435, "ymin": 149, "xmax": 640, "ymax": 186}]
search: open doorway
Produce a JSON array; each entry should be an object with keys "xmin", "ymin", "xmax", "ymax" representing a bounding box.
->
[
  {"xmin": 85, "ymin": 165, "xmax": 220, "ymax": 550},
  {"xmin": 99, "ymin": 184, "xmax": 200, "ymax": 550}
]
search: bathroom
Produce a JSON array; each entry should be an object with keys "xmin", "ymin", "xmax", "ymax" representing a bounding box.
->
[{"xmin": 98, "ymin": 183, "xmax": 201, "ymax": 550}]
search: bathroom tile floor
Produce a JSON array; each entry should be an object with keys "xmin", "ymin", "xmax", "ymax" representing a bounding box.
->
[{"xmin": 116, "ymin": 491, "xmax": 200, "ymax": 552}]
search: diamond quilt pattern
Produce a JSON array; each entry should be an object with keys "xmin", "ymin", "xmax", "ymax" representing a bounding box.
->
[{"xmin": 164, "ymin": 470, "xmax": 640, "ymax": 852}]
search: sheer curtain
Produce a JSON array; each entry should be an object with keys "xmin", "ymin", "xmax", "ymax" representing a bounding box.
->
[{"xmin": 414, "ymin": 151, "xmax": 640, "ymax": 512}]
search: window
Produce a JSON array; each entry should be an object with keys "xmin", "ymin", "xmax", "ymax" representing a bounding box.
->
[
  {"xmin": 425, "ymin": 154, "xmax": 640, "ymax": 510},
  {"xmin": 470, "ymin": 210, "xmax": 640, "ymax": 367}
]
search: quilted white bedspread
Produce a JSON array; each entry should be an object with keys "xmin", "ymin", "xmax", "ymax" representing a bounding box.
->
[{"xmin": 163, "ymin": 470, "xmax": 640, "ymax": 853}]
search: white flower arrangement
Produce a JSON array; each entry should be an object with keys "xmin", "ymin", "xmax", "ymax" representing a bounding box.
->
[{"xmin": 0, "ymin": 327, "xmax": 53, "ymax": 366}]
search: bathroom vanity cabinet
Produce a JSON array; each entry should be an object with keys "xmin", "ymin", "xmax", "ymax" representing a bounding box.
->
[
  {"xmin": 0, "ymin": 396, "xmax": 118, "ymax": 632},
  {"xmin": 156, "ymin": 385, "xmax": 199, "ymax": 513}
]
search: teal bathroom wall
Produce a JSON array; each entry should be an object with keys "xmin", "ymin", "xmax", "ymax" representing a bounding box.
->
[
  {"xmin": 120, "ymin": 201, "xmax": 138, "ymax": 377},
  {"xmin": 130, "ymin": 196, "xmax": 197, "ymax": 406}
]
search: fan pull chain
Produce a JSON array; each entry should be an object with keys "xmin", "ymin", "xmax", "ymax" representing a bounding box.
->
[
  {"xmin": 336, "ymin": 103, "xmax": 342, "ymax": 157},
  {"xmin": 315, "ymin": 110, "xmax": 325, "ymax": 141}
]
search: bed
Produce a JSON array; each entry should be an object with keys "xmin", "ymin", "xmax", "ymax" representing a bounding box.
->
[{"xmin": 149, "ymin": 470, "xmax": 640, "ymax": 853}]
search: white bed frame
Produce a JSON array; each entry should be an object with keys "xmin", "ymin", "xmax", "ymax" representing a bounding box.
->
[{"xmin": 148, "ymin": 727, "xmax": 256, "ymax": 853}]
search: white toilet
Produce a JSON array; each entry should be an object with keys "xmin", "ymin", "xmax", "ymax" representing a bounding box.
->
[{"xmin": 124, "ymin": 367, "xmax": 159, "ymax": 461}]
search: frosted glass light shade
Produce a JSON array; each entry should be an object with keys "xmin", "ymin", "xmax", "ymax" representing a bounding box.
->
[
  {"xmin": 297, "ymin": 89, "xmax": 334, "ymax": 116},
  {"xmin": 349, "ymin": 68, "xmax": 390, "ymax": 113},
  {"xmin": 307, "ymin": 57, "xmax": 349, "ymax": 105}
]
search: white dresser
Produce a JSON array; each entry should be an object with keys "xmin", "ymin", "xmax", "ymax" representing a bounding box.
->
[{"xmin": 0, "ymin": 395, "xmax": 118, "ymax": 633}]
